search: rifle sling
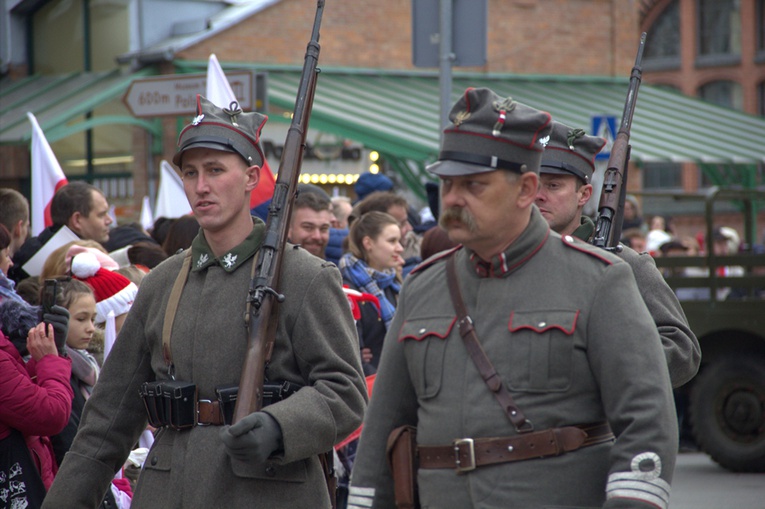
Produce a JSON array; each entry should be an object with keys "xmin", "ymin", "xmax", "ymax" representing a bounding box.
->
[{"xmin": 445, "ymin": 255, "xmax": 533, "ymax": 433}]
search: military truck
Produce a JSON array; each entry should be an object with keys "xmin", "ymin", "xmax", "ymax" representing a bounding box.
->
[{"xmin": 639, "ymin": 186, "xmax": 765, "ymax": 473}]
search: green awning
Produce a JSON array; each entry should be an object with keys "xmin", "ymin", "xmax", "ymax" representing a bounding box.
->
[
  {"xmin": 260, "ymin": 67, "xmax": 765, "ymax": 166},
  {"xmin": 4, "ymin": 65, "xmax": 764, "ymax": 166},
  {"xmin": 0, "ymin": 68, "xmax": 159, "ymax": 144}
]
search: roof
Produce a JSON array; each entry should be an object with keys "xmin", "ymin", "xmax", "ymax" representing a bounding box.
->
[
  {"xmin": 259, "ymin": 67, "xmax": 765, "ymax": 165},
  {"xmin": 0, "ymin": 68, "xmax": 158, "ymax": 144},
  {"xmin": 115, "ymin": 0, "xmax": 283, "ymax": 66},
  {"xmin": 2, "ymin": 65, "xmax": 764, "ymax": 167}
]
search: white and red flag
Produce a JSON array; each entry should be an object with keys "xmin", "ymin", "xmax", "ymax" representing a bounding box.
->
[
  {"xmin": 206, "ymin": 54, "xmax": 275, "ymax": 210},
  {"xmin": 155, "ymin": 160, "xmax": 192, "ymax": 219},
  {"xmin": 27, "ymin": 112, "xmax": 68, "ymax": 236}
]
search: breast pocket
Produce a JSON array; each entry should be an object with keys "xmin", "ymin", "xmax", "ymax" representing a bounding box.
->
[
  {"xmin": 505, "ymin": 310, "xmax": 579, "ymax": 393},
  {"xmin": 399, "ymin": 316, "xmax": 456, "ymax": 400}
]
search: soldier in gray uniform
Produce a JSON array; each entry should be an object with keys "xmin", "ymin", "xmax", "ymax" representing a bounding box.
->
[
  {"xmin": 348, "ymin": 88, "xmax": 677, "ymax": 509},
  {"xmin": 535, "ymin": 121, "xmax": 700, "ymax": 387},
  {"xmin": 43, "ymin": 96, "xmax": 367, "ymax": 509}
]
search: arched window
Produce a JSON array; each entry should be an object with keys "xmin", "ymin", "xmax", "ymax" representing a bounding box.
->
[
  {"xmin": 697, "ymin": 0, "xmax": 741, "ymax": 65},
  {"xmin": 644, "ymin": 0, "xmax": 681, "ymax": 70},
  {"xmin": 699, "ymin": 80, "xmax": 744, "ymax": 110}
]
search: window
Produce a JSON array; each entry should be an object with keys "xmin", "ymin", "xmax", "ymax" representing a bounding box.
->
[
  {"xmin": 644, "ymin": 0, "xmax": 681, "ymax": 71},
  {"xmin": 759, "ymin": 82, "xmax": 765, "ymax": 116},
  {"xmin": 697, "ymin": 0, "xmax": 741, "ymax": 66},
  {"xmin": 699, "ymin": 80, "xmax": 744, "ymax": 110},
  {"xmin": 643, "ymin": 163, "xmax": 683, "ymax": 190}
]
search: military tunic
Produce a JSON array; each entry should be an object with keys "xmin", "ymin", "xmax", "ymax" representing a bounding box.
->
[
  {"xmin": 572, "ymin": 216, "xmax": 701, "ymax": 387},
  {"xmin": 43, "ymin": 220, "xmax": 368, "ymax": 509},
  {"xmin": 349, "ymin": 208, "xmax": 677, "ymax": 509}
]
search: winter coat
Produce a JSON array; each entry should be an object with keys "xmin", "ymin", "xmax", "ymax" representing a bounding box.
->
[
  {"xmin": 43, "ymin": 222, "xmax": 367, "ymax": 508},
  {"xmin": 349, "ymin": 208, "xmax": 678, "ymax": 509},
  {"xmin": 0, "ymin": 331, "xmax": 73, "ymax": 489}
]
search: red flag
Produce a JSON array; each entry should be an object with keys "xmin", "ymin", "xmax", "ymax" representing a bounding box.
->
[
  {"xmin": 206, "ymin": 54, "xmax": 275, "ymax": 209},
  {"xmin": 27, "ymin": 112, "xmax": 68, "ymax": 236},
  {"xmin": 250, "ymin": 160, "xmax": 275, "ymax": 209}
]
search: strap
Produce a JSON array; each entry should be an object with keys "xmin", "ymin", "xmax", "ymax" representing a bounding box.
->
[
  {"xmin": 445, "ymin": 255, "xmax": 533, "ymax": 432},
  {"xmin": 162, "ymin": 247, "xmax": 261, "ymax": 373},
  {"xmin": 162, "ymin": 250, "xmax": 193, "ymax": 372},
  {"xmin": 418, "ymin": 421, "xmax": 614, "ymax": 471}
]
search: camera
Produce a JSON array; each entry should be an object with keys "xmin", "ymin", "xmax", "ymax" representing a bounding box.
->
[{"xmin": 41, "ymin": 279, "xmax": 59, "ymax": 318}]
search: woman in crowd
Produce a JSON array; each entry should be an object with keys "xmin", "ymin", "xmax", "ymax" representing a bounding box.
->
[
  {"xmin": 1, "ymin": 309, "xmax": 72, "ymax": 507},
  {"xmin": 0, "ymin": 224, "xmax": 24, "ymax": 304},
  {"xmin": 338, "ymin": 211, "xmax": 404, "ymax": 371}
]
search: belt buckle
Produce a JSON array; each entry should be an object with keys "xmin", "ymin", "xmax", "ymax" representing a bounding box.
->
[
  {"xmin": 197, "ymin": 399, "xmax": 211, "ymax": 426},
  {"xmin": 453, "ymin": 438, "xmax": 476, "ymax": 474}
]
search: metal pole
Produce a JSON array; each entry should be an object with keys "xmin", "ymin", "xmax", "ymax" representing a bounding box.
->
[{"xmin": 439, "ymin": 0, "xmax": 453, "ymax": 140}]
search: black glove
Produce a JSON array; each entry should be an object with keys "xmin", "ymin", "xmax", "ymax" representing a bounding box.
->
[
  {"xmin": 219, "ymin": 412, "xmax": 283, "ymax": 463},
  {"xmin": 43, "ymin": 304, "xmax": 70, "ymax": 356}
]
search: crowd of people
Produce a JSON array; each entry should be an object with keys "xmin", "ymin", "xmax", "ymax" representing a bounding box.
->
[{"xmin": 0, "ymin": 86, "xmax": 758, "ymax": 509}]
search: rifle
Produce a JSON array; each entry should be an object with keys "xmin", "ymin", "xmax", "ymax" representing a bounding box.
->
[
  {"xmin": 232, "ymin": 0, "xmax": 325, "ymax": 423},
  {"xmin": 591, "ymin": 32, "xmax": 646, "ymax": 250}
]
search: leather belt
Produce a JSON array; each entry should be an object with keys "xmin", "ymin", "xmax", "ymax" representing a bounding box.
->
[
  {"xmin": 197, "ymin": 400, "xmax": 224, "ymax": 426},
  {"xmin": 418, "ymin": 422, "xmax": 613, "ymax": 473}
]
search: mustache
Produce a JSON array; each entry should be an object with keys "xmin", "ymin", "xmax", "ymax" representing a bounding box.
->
[{"xmin": 439, "ymin": 207, "xmax": 477, "ymax": 232}]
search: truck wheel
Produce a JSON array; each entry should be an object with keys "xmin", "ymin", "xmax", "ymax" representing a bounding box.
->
[{"xmin": 689, "ymin": 354, "xmax": 765, "ymax": 472}]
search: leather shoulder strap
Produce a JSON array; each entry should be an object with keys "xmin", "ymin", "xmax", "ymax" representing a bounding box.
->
[
  {"xmin": 445, "ymin": 254, "xmax": 533, "ymax": 433},
  {"xmin": 162, "ymin": 250, "xmax": 193, "ymax": 372}
]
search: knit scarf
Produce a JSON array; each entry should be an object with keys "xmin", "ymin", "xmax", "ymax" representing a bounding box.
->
[
  {"xmin": 339, "ymin": 253, "xmax": 400, "ymax": 330},
  {"xmin": 66, "ymin": 346, "xmax": 100, "ymax": 399}
]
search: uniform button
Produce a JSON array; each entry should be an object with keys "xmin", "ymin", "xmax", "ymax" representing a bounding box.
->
[
  {"xmin": 565, "ymin": 235, "xmax": 573, "ymax": 242},
  {"xmin": 265, "ymin": 466, "xmax": 276, "ymax": 477},
  {"xmin": 150, "ymin": 456, "xmax": 158, "ymax": 466},
  {"xmin": 538, "ymin": 322, "xmax": 546, "ymax": 328},
  {"xmin": 418, "ymin": 328, "xmax": 427, "ymax": 334}
]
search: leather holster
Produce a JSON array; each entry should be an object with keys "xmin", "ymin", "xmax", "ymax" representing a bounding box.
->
[{"xmin": 386, "ymin": 425, "xmax": 420, "ymax": 509}]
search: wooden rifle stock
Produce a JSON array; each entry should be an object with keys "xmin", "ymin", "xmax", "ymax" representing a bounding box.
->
[
  {"xmin": 232, "ymin": 0, "xmax": 325, "ymax": 424},
  {"xmin": 591, "ymin": 32, "xmax": 646, "ymax": 249}
]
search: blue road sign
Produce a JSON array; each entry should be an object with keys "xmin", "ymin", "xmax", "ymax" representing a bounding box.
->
[{"xmin": 591, "ymin": 115, "xmax": 617, "ymax": 160}]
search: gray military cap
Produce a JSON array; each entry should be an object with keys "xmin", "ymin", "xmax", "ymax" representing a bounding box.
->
[
  {"xmin": 540, "ymin": 121, "xmax": 606, "ymax": 184},
  {"xmin": 173, "ymin": 95, "xmax": 267, "ymax": 168},
  {"xmin": 426, "ymin": 87, "xmax": 553, "ymax": 177}
]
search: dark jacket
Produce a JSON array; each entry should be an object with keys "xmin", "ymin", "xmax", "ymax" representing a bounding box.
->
[
  {"xmin": 8, "ymin": 225, "xmax": 60, "ymax": 283},
  {"xmin": 326, "ymin": 228, "xmax": 348, "ymax": 266}
]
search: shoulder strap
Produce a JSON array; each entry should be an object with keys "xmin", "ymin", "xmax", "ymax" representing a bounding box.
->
[
  {"xmin": 161, "ymin": 248, "xmax": 261, "ymax": 374},
  {"xmin": 445, "ymin": 254, "xmax": 533, "ymax": 433},
  {"xmin": 162, "ymin": 250, "xmax": 193, "ymax": 374}
]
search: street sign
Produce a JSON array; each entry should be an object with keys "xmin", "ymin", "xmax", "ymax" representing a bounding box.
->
[
  {"xmin": 591, "ymin": 114, "xmax": 618, "ymax": 160},
  {"xmin": 123, "ymin": 72, "xmax": 254, "ymax": 117}
]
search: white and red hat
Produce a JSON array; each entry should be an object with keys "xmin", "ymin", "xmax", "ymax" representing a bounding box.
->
[{"xmin": 71, "ymin": 251, "xmax": 137, "ymax": 324}]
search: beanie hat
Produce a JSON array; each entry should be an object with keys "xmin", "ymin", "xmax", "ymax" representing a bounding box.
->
[
  {"xmin": 173, "ymin": 95, "xmax": 268, "ymax": 168},
  {"xmin": 540, "ymin": 121, "xmax": 606, "ymax": 184},
  {"xmin": 71, "ymin": 252, "xmax": 137, "ymax": 324},
  {"xmin": 427, "ymin": 87, "xmax": 553, "ymax": 177},
  {"xmin": 355, "ymin": 173, "xmax": 394, "ymax": 202}
]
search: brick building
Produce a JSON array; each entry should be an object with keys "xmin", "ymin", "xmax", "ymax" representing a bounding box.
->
[{"xmin": 1, "ymin": 0, "xmax": 763, "ymax": 235}]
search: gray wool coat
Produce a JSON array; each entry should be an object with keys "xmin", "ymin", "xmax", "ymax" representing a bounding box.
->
[
  {"xmin": 349, "ymin": 208, "xmax": 677, "ymax": 509},
  {"xmin": 43, "ymin": 225, "xmax": 368, "ymax": 509},
  {"xmin": 572, "ymin": 217, "xmax": 701, "ymax": 387}
]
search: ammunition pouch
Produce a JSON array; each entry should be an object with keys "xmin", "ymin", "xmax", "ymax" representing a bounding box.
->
[{"xmin": 140, "ymin": 379, "xmax": 302, "ymax": 429}]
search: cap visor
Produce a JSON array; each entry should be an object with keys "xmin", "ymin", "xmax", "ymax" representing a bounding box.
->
[
  {"xmin": 426, "ymin": 159, "xmax": 497, "ymax": 177},
  {"xmin": 539, "ymin": 165, "xmax": 575, "ymax": 177},
  {"xmin": 172, "ymin": 141, "xmax": 237, "ymax": 166}
]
